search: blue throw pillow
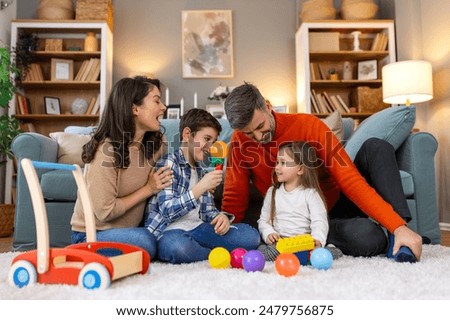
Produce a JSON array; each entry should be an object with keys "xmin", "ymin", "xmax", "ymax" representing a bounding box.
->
[{"xmin": 344, "ymin": 106, "xmax": 416, "ymax": 160}]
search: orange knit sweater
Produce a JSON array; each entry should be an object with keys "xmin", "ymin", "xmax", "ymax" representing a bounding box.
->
[{"xmin": 222, "ymin": 112, "xmax": 406, "ymax": 233}]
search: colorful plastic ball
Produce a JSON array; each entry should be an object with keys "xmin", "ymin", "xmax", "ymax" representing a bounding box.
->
[
  {"xmin": 275, "ymin": 253, "xmax": 301, "ymax": 277},
  {"xmin": 230, "ymin": 248, "xmax": 247, "ymax": 269},
  {"xmin": 242, "ymin": 250, "xmax": 265, "ymax": 272},
  {"xmin": 310, "ymin": 248, "xmax": 333, "ymax": 270},
  {"xmin": 208, "ymin": 247, "xmax": 231, "ymax": 269}
]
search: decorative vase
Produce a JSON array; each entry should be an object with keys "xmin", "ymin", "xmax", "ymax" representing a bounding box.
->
[
  {"xmin": 343, "ymin": 61, "xmax": 353, "ymax": 80},
  {"xmin": 351, "ymin": 31, "xmax": 362, "ymax": 51},
  {"xmin": 84, "ymin": 32, "xmax": 98, "ymax": 52}
]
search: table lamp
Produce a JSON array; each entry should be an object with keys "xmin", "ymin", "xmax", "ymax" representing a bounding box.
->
[{"xmin": 382, "ymin": 60, "xmax": 433, "ymax": 106}]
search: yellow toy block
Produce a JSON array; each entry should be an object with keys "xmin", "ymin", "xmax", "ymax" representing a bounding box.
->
[{"xmin": 276, "ymin": 234, "xmax": 315, "ymax": 253}]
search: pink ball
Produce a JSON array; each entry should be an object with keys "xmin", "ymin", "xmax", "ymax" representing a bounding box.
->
[{"xmin": 230, "ymin": 248, "xmax": 247, "ymax": 269}]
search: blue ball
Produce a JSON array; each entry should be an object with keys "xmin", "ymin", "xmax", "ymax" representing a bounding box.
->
[
  {"xmin": 242, "ymin": 250, "xmax": 265, "ymax": 272},
  {"xmin": 310, "ymin": 248, "xmax": 333, "ymax": 270}
]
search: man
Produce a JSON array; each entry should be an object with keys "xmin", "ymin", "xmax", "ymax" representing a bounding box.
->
[{"xmin": 222, "ymin": 82, "xmax": 422, "ymax": 261}]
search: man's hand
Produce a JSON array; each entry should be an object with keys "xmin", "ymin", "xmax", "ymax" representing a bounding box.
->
[
  {"xmin": 393, "ymin": 225, "xmax": 423, "ymax": 260},
  {"xmin": 211, "ymin": 213, "xmax": 230, "ymax": 235}
]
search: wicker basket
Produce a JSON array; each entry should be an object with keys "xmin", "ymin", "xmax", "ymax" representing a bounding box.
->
[
  {"xmin": 350, "ymin": 86, "xmax": 388, "ymax": 113},
  {"xmin": 76, "ymin": 0, "xmax": 114, "ymax": 31},
  {"xmin": 0, "ymin": 204, "xmax": 15, "ymax": 237},
  {"xmin": 341, "ymin": 2, "xmax": 378, "ymax": 20},
  {"xmin": 45, "ymin": 39, "xmax": 63, "ymax": 51}
]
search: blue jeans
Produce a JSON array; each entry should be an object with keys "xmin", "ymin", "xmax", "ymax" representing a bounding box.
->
[
  {"xmin": 157, "ymin": 223, "xmax": 261, "ymax": 264},
  {"xmin": 71, "ymin": 227, "xmax": 157, "ymax": 259}
]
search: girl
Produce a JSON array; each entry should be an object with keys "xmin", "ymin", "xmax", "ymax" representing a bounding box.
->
[{"xmin": 257, "ymin": 141, "xmax": 334, "ymax": 261}]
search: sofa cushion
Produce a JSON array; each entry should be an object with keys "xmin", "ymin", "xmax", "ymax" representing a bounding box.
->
[
  {"xmin": 321, "ymin": 110, "xmax": 344, "ymax": 141},
  {"xmin": 344, "ymin": 106, "xmax": 416, "ymax": 160},
  {"xmin": 49, "ymin": 132, "xmax": 91, "ymax": 167},
  {"xmin": 400, "ymin": 170, "xmax": 414, "ymax": 198},
  {"xmin": 41, "ymin": 170, "xmax": 78, "ymax": 201}
]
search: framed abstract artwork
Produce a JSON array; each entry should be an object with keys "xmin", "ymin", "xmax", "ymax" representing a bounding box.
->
[{"xmin": 182, "ymin": 10, "xmax": 234, "ymax": 78}]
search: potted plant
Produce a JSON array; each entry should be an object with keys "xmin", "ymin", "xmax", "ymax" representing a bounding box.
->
[
  {"xmin": 0, "ymin": 45, "xmax": 21, "ymax": 237},
  {"xmin": 328, "ymin": 68, "xmax": 339, "ymax": 81}
]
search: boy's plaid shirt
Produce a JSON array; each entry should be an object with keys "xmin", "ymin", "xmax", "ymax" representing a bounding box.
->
[{"xmin": 144, "ymin": 148, "xmax": 220, "ymax": 238}]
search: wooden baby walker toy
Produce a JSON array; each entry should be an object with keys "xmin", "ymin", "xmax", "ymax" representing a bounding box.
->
[{"xmin": 8, "ymin": 159, "xmax": 150, "ymax": 290}]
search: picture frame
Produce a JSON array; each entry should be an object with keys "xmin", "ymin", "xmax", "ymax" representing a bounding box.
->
[
  {"xmin": 51, "ymin": 58, "xmax": 74, "ymax": 81},
  {"xmin": 182, "ymin": 10, "xmax": 234, "ymax": 78},
  {"xmin": 44, "ymin": 96, "xmax": 61, "ymax": 115},
  {"xmin": 206, "ymin": 104, "xmax": 226, "ymax": 119},
  {"xmin": 357, "ymin": 59, "xmax": 378, "ymax": 80},
  {"xmin": 165, "ymin": 104, "xmax": 181, "ymax": 119}
]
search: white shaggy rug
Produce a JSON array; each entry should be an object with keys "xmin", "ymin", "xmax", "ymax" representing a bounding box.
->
[{"xmin": 1, "ymin": 245, "xmax": 450, "ymax": 300}]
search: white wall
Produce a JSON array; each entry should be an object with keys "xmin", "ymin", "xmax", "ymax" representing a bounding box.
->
[
  {"xmin": 396, "ymin": 0, "xmax": 450, "ymax": 225},
  {"xmin": 0, "ymin": 1, "xmax": 16, "ymax": 45}
]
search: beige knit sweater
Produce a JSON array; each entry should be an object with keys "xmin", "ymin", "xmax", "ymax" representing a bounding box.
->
[{"xmin": 71, "ymin": 141, "xmax": 152, "ymax": 232}]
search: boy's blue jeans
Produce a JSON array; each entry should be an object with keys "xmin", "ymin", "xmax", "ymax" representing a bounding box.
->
[{"xmin": 157, "ymin": 223, "xmax": 261, "ymax": 264}]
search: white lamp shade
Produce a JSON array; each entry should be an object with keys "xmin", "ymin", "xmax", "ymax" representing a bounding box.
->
[{"xmin": 382, "ymin": 60, "xmax": 433, "ymax": 105}]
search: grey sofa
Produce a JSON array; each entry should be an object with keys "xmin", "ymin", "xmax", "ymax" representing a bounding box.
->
[{"xmin": 11, "ymin": 116, "xmax": 441, "ymax": 251}]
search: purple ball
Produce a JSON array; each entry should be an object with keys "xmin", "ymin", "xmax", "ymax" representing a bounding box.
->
[{"xmin": 242, "ymin": 250, "xmax": 265, "ymax": 272}]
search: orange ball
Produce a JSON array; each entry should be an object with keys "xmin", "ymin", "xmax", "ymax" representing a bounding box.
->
[{"xmin": 275, "ymin": 253, "xmax": 300, "ymax": 277}]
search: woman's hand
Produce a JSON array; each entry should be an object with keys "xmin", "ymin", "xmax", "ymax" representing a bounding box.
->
[
  {"xmin": 211, "ymin": 213, "xmax": 230, "ymax": 235},
  {"xmin": 145, "ymin": 165, "xmax": 173, "ymax": 196},
  {"xmin": 266, "ymin": 233, "xmax": 280, "ymax": 245}
]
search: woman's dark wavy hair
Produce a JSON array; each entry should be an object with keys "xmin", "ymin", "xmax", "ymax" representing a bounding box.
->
[{"xmin": 82, "ymin": 76, "xmax": 164, "ymax": 168}]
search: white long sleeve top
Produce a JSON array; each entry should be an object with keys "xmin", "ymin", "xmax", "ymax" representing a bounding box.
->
[{"xmin": 258, "ymin": 184, "xmax": 329, "ymax": 247}]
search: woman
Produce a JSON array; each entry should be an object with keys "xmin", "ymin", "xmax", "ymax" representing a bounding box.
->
[{"xmin": 71, "ymin": 76, "xmax": 173, "ymax": 259}]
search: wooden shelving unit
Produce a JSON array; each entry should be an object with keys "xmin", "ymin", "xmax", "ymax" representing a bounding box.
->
[
  {"xmin": 3, "ymin": 20, "xmax": 113, "ymax": 204},
  {"xmin": 295, "ymin": 20, "xmax": 396, "ymax": 117},
  {"xmin": 10, "ymin": 19, "xmax": 113, "ymax": 136}
]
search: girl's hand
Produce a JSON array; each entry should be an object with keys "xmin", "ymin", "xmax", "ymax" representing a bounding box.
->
[
  {"xmin": 313, "ymin": 238, "xmax": 323, "ymax": 248},
  {"xmin": 145, "ymin": 165, "xmax": 173, "ymax": 196},
  {"xmin": 211, "ymin": 213, "xmax": 230, "ymax": 235},
  {"xmin": 266, "ymin": 233, "xmax": 280, "ymax": 245}
]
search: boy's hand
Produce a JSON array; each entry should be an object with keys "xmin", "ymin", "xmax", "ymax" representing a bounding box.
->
[
  {"xmin": 211, "ymin": 213, "xmax": 230, "ymax": 235},
  {"xmin": 266, "ymin": 233, "xmax": 280, "ymax": 245},
  {"xmin": 192, "ymin": 170, "xmax": 223, "ymax": 198},
  {"xmin": 145, "ymin": 165, "xmax": 173, "ymax": 195}
]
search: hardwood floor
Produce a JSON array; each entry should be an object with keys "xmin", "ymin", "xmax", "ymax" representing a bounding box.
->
[{"xmin": 1, "ymin": 231, "xmax": 450, "ymax": 253}]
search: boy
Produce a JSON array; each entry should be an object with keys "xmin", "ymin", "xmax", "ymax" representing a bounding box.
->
[{"xmin": 145, "ymin": 108, "xmax": 260, "ymax": 264}]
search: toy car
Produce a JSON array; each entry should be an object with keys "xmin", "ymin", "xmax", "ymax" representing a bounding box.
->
[{"xmin": 8, "ymin": 159, "xmax": 150, "ymax": 289}]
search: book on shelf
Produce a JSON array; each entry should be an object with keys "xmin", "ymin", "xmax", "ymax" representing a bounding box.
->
[
  {"xmin": 317, "ymin": 63, "xmax": 327, "ymax": 80},
  {"xmin": 26, "ymin": 122, "xmax": 36, "ymax": 132},
  {"xmin": 336, "ymin": 95, "xmax": 351, "ymax": 113},
  {"xmin": 315, "ymin": 92, "xmax": 329, "ymax": 113},
  {"xmin": 75, "ymin": 60, "xmax": 89, "ymax": 81},
  {"xmin": 24, "ymin": 63, "xmax": 44, "ymax": 82},
  {"xmin": 87, "ymin": 58, "xmax": 101, "ymax": 82},
  {"xmin": 16, "ymin": 93, "xmax": 29, "ymax": 115},
  {"xmin": 310, "ymin": 62, "xmax": 321, "ymax": 80},
  {"xmin": 371, "ymin": 32, "xmax": 388, "ymax": 51},
  {"xmin": 85, "ymin": 95, "xmax": 97, "ymax": 114},
  {"xmin": 90, "ymin": 93, "xmax": 101, "ymax": 115},
  {"xmin": 330, "ymin": 95, "xmax": 347, "ymax": 114},
  {"xmin": 321, "ymin": 91, "xmax": 335, "ymax": 113},
  {"xmin": 310, "ymin": 93, "xmax": 320, "ymax": 113}
]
